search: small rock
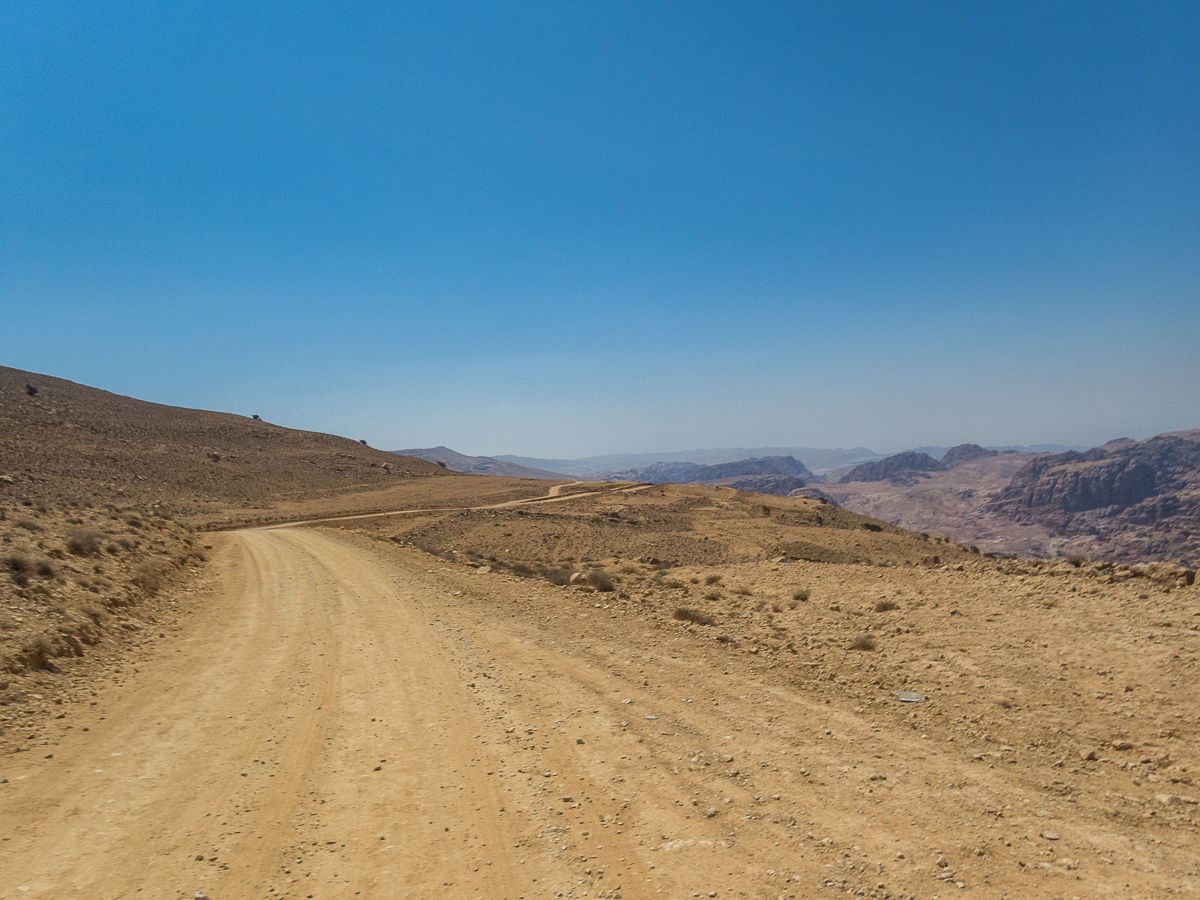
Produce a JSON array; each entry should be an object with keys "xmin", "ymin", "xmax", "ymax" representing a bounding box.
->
[
  {"xmin": 476, "ymin": 565, "xmax": 492, "ymax": 574},
  {"xmin": 705, "ymin": 807, "xmax": 718, "ymax": 818},
  {"xmin": 1080, "ymin": 749, "xmax": 1098, "ymax": 761},
  {"xmin": 1042, "ymin": 831, "xmax": 1060, "ymax": 840},
  {"xmin": 1156, "ymin": 793, "xmax": 1181, "ymax": 806}
]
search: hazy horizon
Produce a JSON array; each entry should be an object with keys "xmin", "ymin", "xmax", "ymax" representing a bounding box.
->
[{"xmin": 3, "ymin": 3, "xmax": 1197, "ymax": 458}]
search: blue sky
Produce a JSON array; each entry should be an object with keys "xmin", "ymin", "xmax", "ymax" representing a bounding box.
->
[{"xmin": 2, "ymin": 2, "xmax": 1197, "ymax": 458}]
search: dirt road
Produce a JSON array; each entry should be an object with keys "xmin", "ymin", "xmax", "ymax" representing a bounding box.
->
[
  {"xmin": 2, "ymin": 527, "xmax": 1193, "ymax": 899},
  {"xmin": 0, "ymin": 529, "xmax": 530, "ymax": 898}
]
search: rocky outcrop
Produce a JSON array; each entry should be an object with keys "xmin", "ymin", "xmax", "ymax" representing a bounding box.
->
[
  {"xmin": 838, "ymin": 452, "xmax": 944, "ymax": 484},
  {"xmin": 986, "ymin": 430, "xmax": 1200, "ymax": 566}
]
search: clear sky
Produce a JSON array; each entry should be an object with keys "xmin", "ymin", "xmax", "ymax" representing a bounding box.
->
[{"xmin": 2, "ymin": 2, "xmax": 1197, "ymax": 458}]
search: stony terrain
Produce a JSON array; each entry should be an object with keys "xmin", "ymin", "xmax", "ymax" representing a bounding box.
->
[{"xmin": 1, "ymin": 368, "xmax": 1198, "ymax": 899}]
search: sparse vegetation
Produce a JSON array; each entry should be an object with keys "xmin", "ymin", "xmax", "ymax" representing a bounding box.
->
[
  {"xmin": 673, "ymin": 607, "xmax": 716, "ymax": 626},
  {"xmin": 585, "ymin": 569, "xmax": 615, "ymax": 592},
  {"xmin": 66, "ymin": 528, "xmax": 104, "ymax": 556},
  {"xmin": 704, "ymin": 573, "xmax": 722, "ymax": 585},
  {"xmin": 132, "ymin": 559, "xmax": 172, "ymax": 596},
  {"xmin": 850, "ymin": 633, "xmax": 877, "ymax": 651},
  {"xmin": 792, "ymin": 588, "xmax": 810, "ymax": 603},
  {"xmin": 874, "ymin": 599, "xmax": 900, "ymax": 612}
]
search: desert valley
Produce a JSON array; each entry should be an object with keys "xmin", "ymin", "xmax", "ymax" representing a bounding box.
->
[{"xmin": 1, "ymin": 365, "xmax": 1198, "ymax": 900}]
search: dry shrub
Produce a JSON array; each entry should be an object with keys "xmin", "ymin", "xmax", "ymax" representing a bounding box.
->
[
  {"xmin": 704, "ymin": 573, "xmax": 722, "ymax": 585},
  {"xmin": 673, "ymin": 607, "xmax": 715, "ymax": 626},
  {"xmin": 3, "ymin": 554, "xmax": 30, "ymax": 574},
  {"xmin": 132, "ymin": 559, "xmax": 172, "ymax": 596},
  {"xmin": 731, "ymin": 586, "xmax": 752, "ymax": 596},
  {"xmin": 35, "ymin": 560, "xmax": 56, "ymax": 578},
  {"xmin": 704, "ymin": 591, "xmax": 723, "ymax": 602},
  {"xmin": 792, "ymin": 588, "xmax": 811, "ymax": 603},
  {"xmin": 771, "ymin": 602, "xmax": 783, "ymax": 613},
  {"xmin": 545, "ymin": 568, "xmax": 573, "ymax": 586},
  {"xmin": 15, "ymin": 518, "xmax": 41, "ymax": 532},
  {"xmin": 67, "ymin": 528, "xmax": 104, "ymax": 556},
  {"xmin": 874, "ymin": 599, "xmax": 900, "ymax": 612},
  {"xmin": 850, "ymin": 633, "xmax": 877, "ymax": 651},
  {"xmin": 585, "ymin": 569, "xmax": 615, "ymax": 592}
]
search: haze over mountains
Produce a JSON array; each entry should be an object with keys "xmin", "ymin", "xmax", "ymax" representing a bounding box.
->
[
  {"xmin": 496, "ymin": 447, "xmax": 885, "ymax": 478},
  {"xmin": 414, "ymin": 436, "xmax": 1199, "ymax": 567}
]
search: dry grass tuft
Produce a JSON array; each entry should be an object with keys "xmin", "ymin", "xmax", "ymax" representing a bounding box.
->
[
  {"xmin": 585, "ymin": 569, "xmax": 616, "ymax": 592},
  {"xmin": 792, "ymin": 588, "xmax": 810, "ymax": 603},
  {"xmin": 544, "ymin": 568, "xmax": 573, "ymax": 586},
  {"xmin": 66, "ymin": 528, "xmax": 104, "ymax": 556},
  {"xmin": 849, "ymin": 633, "xmax": 877, "ymax": 651},
  {"xmin": 673, "ymin": 607, "xmax": 715, "ymax": 625},
  {"xmin": 874, "ymin": 599, "xmax": 900, "ymax": 612}
]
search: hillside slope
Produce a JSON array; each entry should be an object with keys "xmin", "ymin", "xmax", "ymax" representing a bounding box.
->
[{"xmin": 1, "ymin": 366, "xmax": 447, "ymax": 519}]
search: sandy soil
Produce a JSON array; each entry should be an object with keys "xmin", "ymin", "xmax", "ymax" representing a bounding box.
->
[{"xmin": 3, "ymin": 510, "xmax": 1197, "ymax": 899}]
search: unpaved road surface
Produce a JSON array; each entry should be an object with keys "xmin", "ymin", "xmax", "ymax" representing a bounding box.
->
[{"xmin": 2, "ymin": 527, "xmax": 1195, "ymax": 899}]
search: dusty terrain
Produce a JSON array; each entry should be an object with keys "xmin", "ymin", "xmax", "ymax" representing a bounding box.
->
[{"xmin": 2, "ymin": 369, "xmax": 1199, "ymax": 899}]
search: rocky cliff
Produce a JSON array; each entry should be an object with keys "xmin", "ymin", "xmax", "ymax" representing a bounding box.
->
[{"xmin": 986, "ymin": 430, "xmax": 1200, "ymax": 566}]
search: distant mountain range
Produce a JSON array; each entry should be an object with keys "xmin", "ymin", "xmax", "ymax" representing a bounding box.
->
[
  {"xmin": 821, "ymin": 432, "xmax": 1200, "ymax": 566},
  {"xmin": 397, "ymin": 436, "xmax": 1200, "ymax": 565},
  {"xmin": 496, "ymin": 444, "xmax": 1088, "ymax": 478},
  {"xmin": 391, "ymin": 447, "xmax": 569, "ymax": 480},
  {"xmin": 497, "ymin": 447, "xmax": 882, "ymax": 478}
]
